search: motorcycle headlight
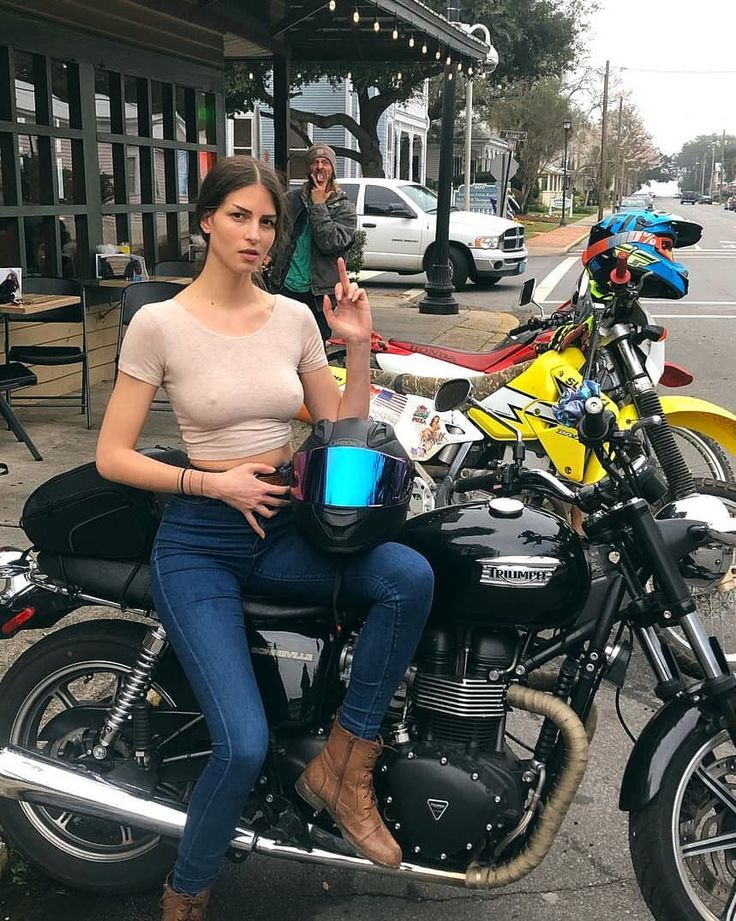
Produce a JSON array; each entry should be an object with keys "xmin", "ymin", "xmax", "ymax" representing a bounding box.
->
[
  {"xmin": 658, "ymin": 495, "xmax": 736, "ymax": 590},
  {"xmin": 474, "ymin": 236, "xmax": 500, "ymax": 250}
]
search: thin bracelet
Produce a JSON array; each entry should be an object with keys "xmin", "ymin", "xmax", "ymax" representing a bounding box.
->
[{"xmin": 177, "ymin": 468, "xmax": 186, "ymax": 495}]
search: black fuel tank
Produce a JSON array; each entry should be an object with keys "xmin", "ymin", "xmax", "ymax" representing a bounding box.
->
[{"xmin": 401, "ymin": 498, "xmax": 590, "ymax": 629}]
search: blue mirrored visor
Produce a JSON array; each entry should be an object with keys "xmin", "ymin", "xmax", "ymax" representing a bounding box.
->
[{"xmin": 292, "ymin": 446, "xmax": 413, "ymax": 508}]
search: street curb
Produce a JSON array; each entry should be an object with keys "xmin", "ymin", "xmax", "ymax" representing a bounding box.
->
[{"xmin": 564, "ymin": 228, "xmax": 593, "ymax": 252}]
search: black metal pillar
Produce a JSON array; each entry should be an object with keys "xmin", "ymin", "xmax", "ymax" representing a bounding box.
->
[
  {"xmin": 273, "ymin": 54, "xmax": 290, "ymax": 182},
  {"xmin": 419, "ymin": 62, "xmax": 459, "ymax": 314},
  {"xmin": 560, "ymin": 127, "xmax": 570, "ymax": 226}
]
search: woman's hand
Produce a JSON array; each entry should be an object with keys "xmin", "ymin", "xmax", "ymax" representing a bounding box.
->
[
  {"xmin": 323, "ymin": 257, "xmax": 372, "ymax": 346},
  {"xmin": 206, "ymin": 463, "xmax": 290, "ymax": 539}
]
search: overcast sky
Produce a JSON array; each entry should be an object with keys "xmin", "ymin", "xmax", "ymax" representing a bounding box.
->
[{"xmin": 585, "ymin": 0, "xmax": 736, "ymax": 155}]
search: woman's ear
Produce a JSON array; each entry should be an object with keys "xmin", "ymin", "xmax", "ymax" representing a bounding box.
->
[{"xmin": 199, "ymin": 211, "xmax": 213, "ymax": 236}]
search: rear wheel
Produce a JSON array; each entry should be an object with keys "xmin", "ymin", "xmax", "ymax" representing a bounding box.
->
[{"xmin": 0, "ymin": 620, "xmax": 199, "ymax": 892}]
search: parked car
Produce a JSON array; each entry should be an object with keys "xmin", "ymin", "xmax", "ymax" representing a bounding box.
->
[
  {"xmin": 680, "ymin": 190, "xmax": 699, "ymax": 205},
  {"xmin": 698, "ymin": 193, "xmax": 713, "ymax": 205},
  {"xmin": 618, "ymin": 194, "xmax": 653, "ymax": 212},
  {"xmin": 338, "ymin": 179, "xmax": 527, "ymax": 289}
]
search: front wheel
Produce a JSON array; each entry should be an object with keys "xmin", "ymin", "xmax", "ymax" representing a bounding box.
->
[
  {"xmin": 630, "ymin": 723, "xmax": 736, "ymax": 920},
  {"xmin": 0, "ymin": 619, "xmax": 199, "ymax": 892}
]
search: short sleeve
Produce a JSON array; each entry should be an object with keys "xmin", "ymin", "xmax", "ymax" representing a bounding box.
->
[
  {"xmin": 117, "ymin": 306, "xmax": 166, "ymax": 387},
  {"xmin": 299, "ymin": 307, "xmax": 328, "ymax": 374}
]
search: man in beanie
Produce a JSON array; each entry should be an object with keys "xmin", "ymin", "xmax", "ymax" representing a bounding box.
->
[{"xmin": 271, "ymin": 144, "xmax": 357, "ymax": 340}]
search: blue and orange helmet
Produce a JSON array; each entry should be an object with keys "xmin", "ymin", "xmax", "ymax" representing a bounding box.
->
[
  {"xmin": 582, "ymin": 231, "xmax": 689, "ymax": 300},
  {"xmin": 588, "ymin": 210, "xmax": 702, "ymax": 250}
]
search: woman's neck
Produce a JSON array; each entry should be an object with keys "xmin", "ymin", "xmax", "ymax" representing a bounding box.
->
[{"xmin": 188, "ymin": 258, "xmax": 263, "ymax": 311}]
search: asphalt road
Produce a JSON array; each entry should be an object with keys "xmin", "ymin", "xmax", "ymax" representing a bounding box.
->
[{"xmin": 2, "ymin": 199, "xmax": 735, "ymax": 920}]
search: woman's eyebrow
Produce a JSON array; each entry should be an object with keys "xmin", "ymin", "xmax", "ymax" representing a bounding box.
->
[{"xmin": 230, "ymin": 203, "xmax": 277, "ymax": 220}]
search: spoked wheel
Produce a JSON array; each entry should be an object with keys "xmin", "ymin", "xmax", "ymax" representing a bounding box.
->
[
  {"xmin": 630, "ymin": 725, "xmax": 736, "ymax": 920},
  {"xmin": 668, "ymin": 428, "xmax": 734, "ymax": 483},
  {"xmin": 0, "ymin": 620, "xmax": 201, "ymax": 892},
  {"xmin": 659, "ymin": 479, "xmax": 736, "ymax": 676}
]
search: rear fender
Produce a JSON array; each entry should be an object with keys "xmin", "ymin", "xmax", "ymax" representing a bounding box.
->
[
  {"xmin": 617, "ymin": 396, "xmax": 736, "ymax": 457},
  {"xmin": 619, "ymin": 694, "xmax": 704, "ymax": 811}
]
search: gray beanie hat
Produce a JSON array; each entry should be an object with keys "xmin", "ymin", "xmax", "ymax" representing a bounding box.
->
[{"xmin": 306, "ymin": 144, "xmax": 337, "ymax": 174}]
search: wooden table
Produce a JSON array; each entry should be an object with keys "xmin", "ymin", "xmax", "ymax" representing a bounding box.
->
[
  {"xmin": 0, "ymin": 293, "xmax": 82, "ymax": 316},
  {"xmin": 96, "ymin": 275, "xmax": 191, "ymax": 288}
]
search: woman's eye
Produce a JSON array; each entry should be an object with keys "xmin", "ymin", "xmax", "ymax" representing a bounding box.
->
[
  {"xmin": 231, "ymin": 212, "xmax": 245, "ymax": 220},
  {"xmin": 261, "ymin": 218, "xmax": 275, "ymax": 227}
]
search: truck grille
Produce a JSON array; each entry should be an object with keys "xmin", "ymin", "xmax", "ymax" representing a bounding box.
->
[{"xmin": 502, "ymin": 227, "xmax": 525, "ymax": 252}]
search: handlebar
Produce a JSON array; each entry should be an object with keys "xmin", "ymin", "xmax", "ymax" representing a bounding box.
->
[{"xmin": 508, "ymin": 311, "xmax": 572, "ymax": 337}]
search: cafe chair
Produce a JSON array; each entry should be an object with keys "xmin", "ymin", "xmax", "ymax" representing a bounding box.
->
[
  {"xmin": 0, "ymin": 362, "xmax": 42, "ymax": 460},
  {"xmin": 152, "ymin": 260, "xmax": 196, "ymax": 279},
  {"xmin": 3, "ymin": 277, "xmax": 91, "ymax": 429},
  {"xmin": 114, "ymin": 280, "xmax": 185, "ymax": 411}
]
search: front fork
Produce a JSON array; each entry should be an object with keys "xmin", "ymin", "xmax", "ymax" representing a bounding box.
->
[{"xmin": 609, "ymin": 327, "xmax": 696, "ymax": 500}]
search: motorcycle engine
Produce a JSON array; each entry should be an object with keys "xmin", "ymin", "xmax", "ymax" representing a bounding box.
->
[{"xmin": 376, "ymin": 626, "xmax": 529, "ymax": 862}]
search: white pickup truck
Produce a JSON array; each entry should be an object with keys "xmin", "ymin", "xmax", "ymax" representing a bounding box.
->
[{"xmin": 339, "ymin": 178, "xmax": 527, "ymax": 289}]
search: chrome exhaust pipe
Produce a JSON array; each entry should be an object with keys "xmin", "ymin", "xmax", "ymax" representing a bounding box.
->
[{"xmin": 0, "ymin": 747, "xmax": 465, "ymax": 886}]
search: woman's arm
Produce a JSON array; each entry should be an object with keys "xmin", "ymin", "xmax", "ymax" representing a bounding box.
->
[
  {"xmin": 301, "ymin": 258, "xmax": 371, "ymax": 421},
  {"xmin": 97, "ymin": 372, "xmax": 290, "ymax": 538}
]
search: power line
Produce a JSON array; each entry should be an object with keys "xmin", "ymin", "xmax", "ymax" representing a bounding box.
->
[{"xmin": 619, "ymin": 66, "xmax": 736, "ymax": 75}]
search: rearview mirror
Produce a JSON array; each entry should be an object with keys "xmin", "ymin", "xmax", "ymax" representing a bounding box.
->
[
  {"xmin": 434, "ymin": 378, "xmax": 472, "ymax": 413},
  {"xmin": 519, "ymin": 278, "xmax": 536, "ymax": 307}
]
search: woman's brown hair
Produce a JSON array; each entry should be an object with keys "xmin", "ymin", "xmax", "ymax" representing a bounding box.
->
[{"xmin": 193, "ymin": 156, "xmax": 286, "ymax": 267}]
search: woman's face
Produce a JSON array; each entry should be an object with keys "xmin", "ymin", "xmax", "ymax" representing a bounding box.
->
[{"xmin": 200, "ymin": 184, "xmax": 278, "ymax": 275}]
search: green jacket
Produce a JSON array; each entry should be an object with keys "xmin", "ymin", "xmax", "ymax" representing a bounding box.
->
[{"xmin": 272, "ymin": 183, "xmax": 357, "ymax": 296}]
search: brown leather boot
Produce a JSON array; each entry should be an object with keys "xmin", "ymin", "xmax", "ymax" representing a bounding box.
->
[
  {"xmin": 296, "ymin": 719, "xmax": 402, "ymax": 869},
  {"xmin": 160, "ymin": 881, "xmax": 211, "ymax": 921}
]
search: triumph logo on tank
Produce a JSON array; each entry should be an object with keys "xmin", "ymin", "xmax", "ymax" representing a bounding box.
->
[
  {"xmin": 427, "ymin": 798, "xmax": 449, "ymax": 821},
  {"xmin": 478, "ymin": 556, "xmax": 559, "ymax": 587}
]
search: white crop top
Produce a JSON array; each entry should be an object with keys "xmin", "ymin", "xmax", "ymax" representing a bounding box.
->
[{"xmin": 117, "ymin": 295, "xmax": 327, "ymax": 460}]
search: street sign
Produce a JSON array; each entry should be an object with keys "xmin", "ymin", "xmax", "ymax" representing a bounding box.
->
[{"xmin": 499, "ymin": 129, "xmax": 528, "ymax": 142}]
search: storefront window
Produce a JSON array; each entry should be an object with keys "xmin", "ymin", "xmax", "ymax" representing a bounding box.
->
[
  {"xmin": 129, "ymin": 213, "xmax": 144, "ymax": 256},
  {"xmin": 55, "ymin": 138, "xmax": 85, "ymax": 204},
  {"xmin": 18, "ymin": 134, "xmax": 53, "ymax": 205},
  {"xmin": 51, "ymin": 60, "xmax": 81, "ymax": 129},
  {"xmin": 0, "ymin": 134, "xmax": 16, "ymax": 206},
  {"xmin": 0, "ymin": 218, "xmax": 20, "ymax": 266},
  {"xmin": 95, "ymin": 68, "xmax": 122, "ymax": 134},
  {"xmin": 14, "ymin": 50, "xmax": 42, "ymax": 125},
  {"xmin": 233, "ymin": 118, "xmax": 252, "ymax": 156},
  {"xmin": 175, "ymin": 86, "xmax": 194, "ymax": 142},
  {"xmin": 198, "ymin": 150, "xmax": 216, "ymax": 182},
  {"xmin": 197, "ymin": 91, "xmax": 216, "ymax": 145},
  {"xmin": 24, "ymin": 215, "xmax": 56, "ymax": 274},
  {"xmin": 58, "ymin": 213, "xmax": 84, "ymax": 278}
]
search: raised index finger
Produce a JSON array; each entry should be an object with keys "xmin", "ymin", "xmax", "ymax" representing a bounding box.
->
[{"xmin": 336, "ymin": 256, "xmax": 349, "ymax": 292}]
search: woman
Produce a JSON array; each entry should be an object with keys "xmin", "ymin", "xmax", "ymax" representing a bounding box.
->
[{"xmin": 96, "ymin": 156, "xmax": 433, "ymax": 921}]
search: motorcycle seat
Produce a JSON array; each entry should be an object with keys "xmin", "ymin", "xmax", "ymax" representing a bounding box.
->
[
  {"xmin": 389, "ymin": 339, "xmax": 510, "ymax": 373},
  {"xmin": 36, "ymin": 554, "xmax": 333, "ymax": 623}
]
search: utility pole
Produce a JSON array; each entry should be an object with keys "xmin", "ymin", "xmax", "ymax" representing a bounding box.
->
[
  {"xmin": 597, "ymin": 60, "xmax": 610, "ymax": 221},
  {"xmin": 612, "ymin": 96, "xmax": 623, "ymax": 210},
  {"xmin": 721, "ymin": 129, "xmax": 726, "ymax": 200}
]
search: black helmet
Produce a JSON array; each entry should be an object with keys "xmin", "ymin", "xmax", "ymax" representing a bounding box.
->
[{"xmin": 291, "ymin": 417, "xmax": 413, "ymax": 554}]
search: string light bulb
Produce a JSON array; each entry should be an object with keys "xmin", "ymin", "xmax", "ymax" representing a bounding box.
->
[
  {"xmin": 248, "ymin": 71, "xmax": 254, "ymax": 79},
  {"xmin": 396, "ymin": 71, "xmax": 402, "ymax": 80},
  {"xmin": 352, "ymin": 7, "xmax": 359, "ymax": 23},
  {"xmin": 421, "ymin": 39, "xmax": 428, "ymax": 54},
  {"xmin": 329, "ymin": 0, "xmax": 336, "ymax": 10},
  {"xmin": 435, "ymin": 48, "xmax": 441, "ymax": 60},
  {"xmin": 448, "ymin": 71, "xmax": 453, "ymax": 81},
  {"xmin": 446, "ymin": 54, "xmax": 451, "ymax": 65},
  {"xmin": 457, "ymin": 62, "xmax": 463, "ymax": 71},
  {"xmin": 408, "ymin": 34, "xmax": 415, "ymax": 47},
  {"xmin": 373, "ymin": 16, "xmax": 380, "ymax": 31},
  {"xmin": 392, "ymin": 17, "xmax": 399, "ymax": 39}
]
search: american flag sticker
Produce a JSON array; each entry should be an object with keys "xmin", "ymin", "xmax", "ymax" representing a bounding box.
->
[{"xmin": 370, "ymin": 388, "xmax": 408, "ymax": 424}]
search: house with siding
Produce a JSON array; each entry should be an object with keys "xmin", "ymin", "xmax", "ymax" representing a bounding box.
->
[{"xmin": 229, "ymin": 77, "xmax": 429, "ymax": 182}]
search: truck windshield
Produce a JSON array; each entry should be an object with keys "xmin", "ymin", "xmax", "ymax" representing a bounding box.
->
[{"xmin": 401, "ymin": 184, "xmax": 439, "ymax": 213}]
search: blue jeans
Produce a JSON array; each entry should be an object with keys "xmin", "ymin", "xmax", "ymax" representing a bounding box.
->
[{"xmin": 151, "ymin": 495, "xmax": 433, "ymax": 894}]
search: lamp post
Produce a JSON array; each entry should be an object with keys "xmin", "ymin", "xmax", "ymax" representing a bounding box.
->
[
  {"xmin": 459, "ymin": 25, "xmax": 498, "ymax": 211},
  {"xmin": 560, "ymin": 118, "xmax": 572, "ymax": 226}
]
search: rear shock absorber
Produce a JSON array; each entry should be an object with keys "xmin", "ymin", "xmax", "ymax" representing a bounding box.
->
[{"xmin": 92, "ymin": 625, "xmax": 169, "ymax": 760}]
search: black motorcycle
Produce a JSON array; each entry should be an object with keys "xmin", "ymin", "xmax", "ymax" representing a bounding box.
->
[{"xmin": 0, "ymin": 400, "xmax": 735, "ymax": 921}]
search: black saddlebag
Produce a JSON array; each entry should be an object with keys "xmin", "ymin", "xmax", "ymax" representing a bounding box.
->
[{"xmin": 20, "ymin": 448, "xmax": 187, "ymax": 560}]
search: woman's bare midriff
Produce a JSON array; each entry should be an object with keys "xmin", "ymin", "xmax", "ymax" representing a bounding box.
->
[{"xmin": 189, "ymin": 443, "xmax": 292, "ymax": 473}]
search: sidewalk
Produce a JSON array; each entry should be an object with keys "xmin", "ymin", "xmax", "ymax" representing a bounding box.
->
[{"xmin": 525, "ymin": 211, "xmax": 601, "ymax": 257}]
